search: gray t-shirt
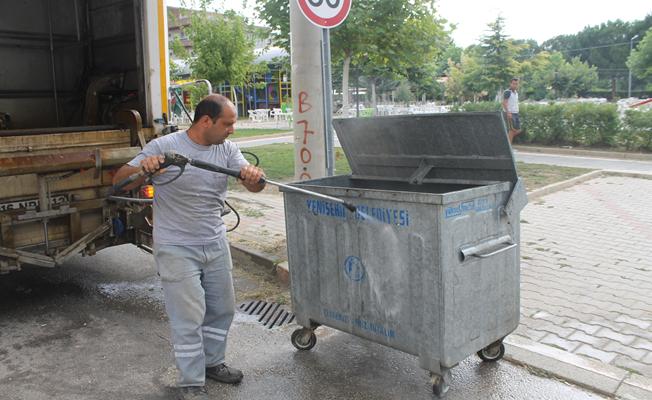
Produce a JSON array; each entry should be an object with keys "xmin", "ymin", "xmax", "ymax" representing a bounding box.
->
[{"xmin": 127, "ymin": 131, "xmax": 248, "ymax": 245}]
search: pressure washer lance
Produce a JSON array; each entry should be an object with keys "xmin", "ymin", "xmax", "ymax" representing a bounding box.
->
[{"xmin": 111, "ymin": 152, "xmax": 358, "ymax": 213}]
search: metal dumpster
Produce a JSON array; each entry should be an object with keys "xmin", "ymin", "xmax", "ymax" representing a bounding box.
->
[{"xmin": 280, "ymin": 112, "xmax": 528, "ymax": 397}]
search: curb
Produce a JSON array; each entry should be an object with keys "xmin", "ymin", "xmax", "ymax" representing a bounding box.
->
[
  {"xmin": 505, "ymin": 335, "xmax": 652, "ymax": 399},
  {"xmin": 514, "ymin": 145, "xmax": 652, "ymax": 162},
  {"xmin": 229, "ymin": 242, "xmax": 289, "ymax": 285},
  {"xmin": 528, "ymin": 170, "xmax": 603, "ymax": 200}
]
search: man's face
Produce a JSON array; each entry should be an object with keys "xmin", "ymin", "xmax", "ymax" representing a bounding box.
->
[
  {"xmin": 204, "ymin": 104, "xmax": 237, "ymax": 145},
  {"xmin": 511, "ymin": 80, "xmax": 519, "ymax": 91}
]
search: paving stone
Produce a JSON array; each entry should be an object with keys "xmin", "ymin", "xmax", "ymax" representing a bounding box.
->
[
  {"xmin": 596, "ymin": 328, "xmax": 637, "ymax": 346},
  {"xmin": 575, "ymin": 344, "xmax": 619, "ymax": 364},
  {"xmin": 603, "ymin": 341, "xmax": 649, "ymax": 362},
  {"xmin": 568, "ymin": 331, "xmax": 610, "ymax": 348},
  {"xmin": 613, "ymin": 355, "xmax": 652, "ymax": 377},
  {"xmin": 539, "ymin": 334, "xmax": 582, "ymax": 352}
]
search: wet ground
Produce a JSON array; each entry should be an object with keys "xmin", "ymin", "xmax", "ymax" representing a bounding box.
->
[{"xmin": 0, "ymin": 245, "xmax": 606, "ymax": 400}]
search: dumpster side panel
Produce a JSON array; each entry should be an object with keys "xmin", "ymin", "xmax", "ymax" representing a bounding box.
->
[
  {"xmin": 439, "ymin": 189, "xmax": 521, "ymax": 367},
  {"xmin": 284, "ymin": 191, "xmax": 443, "ymax": 359}
]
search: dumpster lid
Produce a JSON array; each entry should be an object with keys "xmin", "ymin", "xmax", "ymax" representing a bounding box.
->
[{"xmin": 333, "ymin": 112, "xmax": 518, "ymax": 185}]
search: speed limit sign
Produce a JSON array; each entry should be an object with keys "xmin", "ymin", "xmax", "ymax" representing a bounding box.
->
[{"xmin": 297, "ymin": 0, "xmax": 352, "ymax": 29}]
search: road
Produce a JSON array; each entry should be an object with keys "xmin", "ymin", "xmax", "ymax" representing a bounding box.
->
[{"xmin": 0, "ymin": 245, "xmax": 606, "ymax": 400}]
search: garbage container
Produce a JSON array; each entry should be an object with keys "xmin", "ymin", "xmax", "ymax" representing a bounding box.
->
[{"xmin": 280, "ymin": 112, "xmax": 528, "ymax": 397}]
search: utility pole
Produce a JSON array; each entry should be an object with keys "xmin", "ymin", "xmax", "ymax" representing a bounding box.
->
[
  {"xmin": 290, "ymin": 1, "xmax": 327, "ymax": 181},
  {"xmin": 628, "ymin": 34, "xmax": 639, "ymax": 98}
]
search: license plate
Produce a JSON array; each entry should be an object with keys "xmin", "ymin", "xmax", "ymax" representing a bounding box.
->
[{"xmin": 0, "ymin": 195, "xmax": 69, "ymax": 212}]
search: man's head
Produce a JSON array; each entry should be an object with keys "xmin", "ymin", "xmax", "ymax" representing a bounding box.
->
[
  {"xmin": 510, "ymin": 78, "xmax": 519, "ymax": 91},
  {"xmin": 191, "ymin": 94, "xmax": 237, "ymax": 145}
]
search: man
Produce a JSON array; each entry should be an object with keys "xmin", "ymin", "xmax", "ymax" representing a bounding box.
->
[
  {"xmin": 502, "ymin": 78, "xmax": 522, "ymax": 143},
  {"xmin": 113, "ymin": 94, "xmax": 265, "ymax": 399}
]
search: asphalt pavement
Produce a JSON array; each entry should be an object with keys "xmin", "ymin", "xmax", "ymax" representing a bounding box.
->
[{"xmin": 0, "ymin": 245, "xmax": 607, "ymax": 400}]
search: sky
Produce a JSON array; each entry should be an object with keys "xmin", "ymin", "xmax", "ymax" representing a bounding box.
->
[{"xmin": 168, "ymin": 0, "xmax": 651, "ymax": 47}]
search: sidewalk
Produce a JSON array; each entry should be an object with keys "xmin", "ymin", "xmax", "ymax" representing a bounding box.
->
[{"xmin": 226, "ymin": 173, "xmax": 652, "ymax": 398}]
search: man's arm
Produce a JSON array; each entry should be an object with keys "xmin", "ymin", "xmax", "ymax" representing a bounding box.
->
[
  {"xmin": 112, "ymin": 155, "xmax": 165, "ymax": 192},
  {"xmin": 502, "ymin": 91, "xmax": 511, "ymax": 117}
]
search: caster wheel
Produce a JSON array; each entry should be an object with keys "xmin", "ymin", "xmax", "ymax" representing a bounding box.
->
[
  {"xmin": 291, "ymin": 328, "xmax": 316, "ymax": 351},
  {"xmin": 477, "ymin": 341, "xmax": 505, "ymax": 362},
  {"xmin": 430, "ymin": 375, "xmax": 449, "ymax": 398}
]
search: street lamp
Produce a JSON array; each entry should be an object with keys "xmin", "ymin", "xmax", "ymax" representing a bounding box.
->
[{"xmin": 628, "ymin": 34, "xmax": 640, "ymax": 98}]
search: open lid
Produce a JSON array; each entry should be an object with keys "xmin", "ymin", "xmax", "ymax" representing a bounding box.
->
[{"xmin": 332, "ymin": 112, "xmax": 518, "ymax": 185}]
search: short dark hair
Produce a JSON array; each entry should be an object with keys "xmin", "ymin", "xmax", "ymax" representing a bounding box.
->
[
  {"xmin": 192, "ymin": 94, "xmax": 231, "ymax": 124},
  {"xmin": 511, "ymin": 78, "xmax": 519, "ymax": 82}
]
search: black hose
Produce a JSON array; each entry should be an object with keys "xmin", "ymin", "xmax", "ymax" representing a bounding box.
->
[{"xmin": 224, "ymin": 200, "xmax": 240, "ymax": 232}]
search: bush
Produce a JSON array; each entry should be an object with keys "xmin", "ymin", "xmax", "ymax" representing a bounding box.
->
[
  {"xmin": 562, "ymin": 103, "xmax": 619, "ymax": 146},
  {"xmin": 619, "ymin": 109, "xmax": 652, "ymax": 151},
  {"xmin": 519, "ymin": 104, "xmax": 566, "ymax": 145},
  {"xmin": 518, "ymin": 103, "xmax": 618, "ymax": 147},
  {"xmin": 453, "ymin": 101, "xmax": 625, "ymax": 148}
]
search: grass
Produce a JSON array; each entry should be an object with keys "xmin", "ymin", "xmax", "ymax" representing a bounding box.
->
[
  {"xmin": 242, "ymin": 143, "xmax": 593, "ymax": 190},
  {"xmin": 232, "ymin": 128, "xmax": 291, "ymax": 139},
  {"xmin": 516, "ymin": 162, "xmax": 593, "ymax": 191}
]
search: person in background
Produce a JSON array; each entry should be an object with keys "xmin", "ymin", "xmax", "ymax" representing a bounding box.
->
[{"xmin": 502, "ymin": 78, "xmax": 522, "ymax": 143}]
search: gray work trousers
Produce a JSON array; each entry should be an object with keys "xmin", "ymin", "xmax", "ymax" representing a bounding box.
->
[{"xmin": 154, "ymin": 238, "xmax": 236, "ymax": 387}]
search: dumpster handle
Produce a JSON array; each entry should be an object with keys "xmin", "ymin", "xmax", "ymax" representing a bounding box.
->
[
  {"xmin": 460, "ymin": 235, "xmax": 516, "ymax": 261},
  {"xmin": 475, "ymin": 243, "xmax": 517, "ymax": 258}
]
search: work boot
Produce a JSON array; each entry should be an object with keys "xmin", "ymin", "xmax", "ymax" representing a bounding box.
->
[
  {"xmin": 205, "ymin": 363, "xmax": 244, "ymax": 384},
  {"xmin": 176, "ymin": 385, "xmax": 209, "ymax": 400}
]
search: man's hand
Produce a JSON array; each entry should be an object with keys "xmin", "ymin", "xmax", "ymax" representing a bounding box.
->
[
  {"xmin": 506, "ymin": 112, "xmax": 513, "ymax": 120},
  {"xmin": 239, "ymin": 165, "xmax": 266, "ymax": 193},
  {"xmin": 140, "ymin": 155, "xmax": 167, "ymax": 174}
]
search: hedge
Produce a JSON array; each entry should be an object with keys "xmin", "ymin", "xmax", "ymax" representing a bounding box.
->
[
  {"xmin": 454, "ymin": 101, "xmax": 650, "ymax": 151},
  {"xmin": 620, "ymin": 109, "xmax": 652, "ymax": 151}
]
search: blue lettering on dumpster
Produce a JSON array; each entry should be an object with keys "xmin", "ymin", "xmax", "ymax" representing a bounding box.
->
[
  {"xmin": 305, "ymin": 200, "xmax": 410, "ymax": 227},
  {"xmin": 306, "ymin": 199, "xmax": 347, "ymax": 219},
  {"xmin": 444, "ymin": 197, "xmax": 493, "ymax": 219},
  {"xmin": 322, "ymin": 308, "xmax": 396, "ymax": 338}
]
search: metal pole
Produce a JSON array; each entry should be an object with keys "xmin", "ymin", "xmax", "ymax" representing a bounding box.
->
[
  {"xmin": 322, "ymin": 29, "xmax": 334, "ymax": 176},
  {"xmin": 356, "ymin": 72, "xmax": 360, "ymax": 118},
  {"xmin": 628, "ymin": 34, "xmax": 639, "ymax": 98},
  {"xmin": 47, "ymin": 0, "xmax": 60, "ymax": 126}
]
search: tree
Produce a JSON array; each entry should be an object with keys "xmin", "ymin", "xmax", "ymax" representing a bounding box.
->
[
  {"xmin": 477, "ymin": 16, "xmax": 521, "ymax": 100},
  {"xmin": 543, "ymin": 14, "xmax": 652, "ymax": 91},
  {"xmin": 256, "ymin": 0, "xmax": 447, "ymax": 110},
  {"xmin": 628, "ymin": 27, "xmax": 652, "ymax": 83},
  {"xmin": 180, "ymin": 5, "xmax": 267, "ymax": 91},
  {"xmin": 518, "ymin": 51, "xmax": 598, "ymax": 99}
]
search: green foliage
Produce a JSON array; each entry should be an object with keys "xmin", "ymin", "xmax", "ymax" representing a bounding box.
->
[
  {"xmin": 477, "ymin": 17, "xmax": 521, "ymax": 98},
  {"xmin": 619, "ymin": 109, "xmax": 652, "ymax": 151},
  {"xmin": 394, "ymin": 81, "xmax": 415, "ymax": 103},
  {"xmin": 453, "ymin": 102, "xmax": 622, "ymax": 148},
  {"xmin": 627, "ymin": 27, "xmax": 652, "ymax": 82},
  {"xmin": 518, "ymin": 104, "xmax": 566, "ymax": 144},
  {"xmin": 256, "ymin": 0, "xmax": 448, "ymax": 103},
  {"xmin": 562, "ymin": 103, "xmax": 619, "ymax": 146},
  {"xmin": 516, "ymin": 103, "xmax": 618, "ymax": 146},
  {"xmin": 182, "ymin": 7, "xmax": 267, "ymax": 87},
  {"xmin": 543, "ymin": 14, "xmax": 652, "ymax": 90}
]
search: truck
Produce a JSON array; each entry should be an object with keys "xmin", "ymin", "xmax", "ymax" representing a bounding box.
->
[{"xmin": 0, "ymin": 0, "xmax": 171, "ymax": 274}]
